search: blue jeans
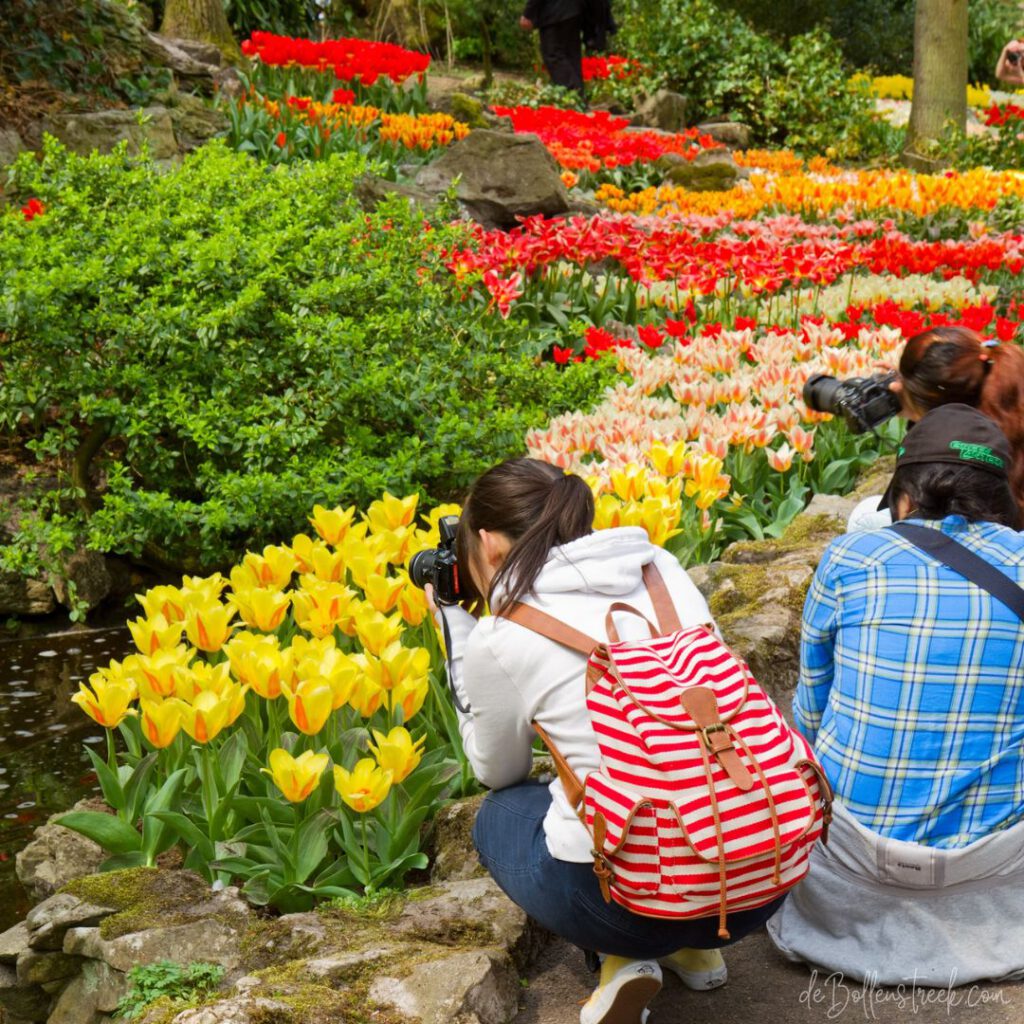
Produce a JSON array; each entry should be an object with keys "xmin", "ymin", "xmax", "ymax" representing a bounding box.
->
[{"xmin": 472, "ymin": 782, "xmax": 786, "ymax": 960}]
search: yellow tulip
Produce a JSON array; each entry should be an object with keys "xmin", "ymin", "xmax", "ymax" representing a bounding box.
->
[
  {"xmin": 343, "ymin": 540, "xmax": 392, "ymax": 591},
  {"xmin": 181, "ymin": 573, "xmax": 228, "ymax": 604},
  {"xmin": 225, "ymin": 631, "xmax": 282, "ymax": 694},
  {"xmin": 309, "ymin": 544, "xmax": 347, "ymax": 583},
  {"xmin": 127, "ymin": 645, "xmax": 193, "ymax": 700},
  {"xmin": 387, "ymin": 674, "xmax": 429, "ymax": 722},
  {"xmin": 333, "ymin": 758, "xmax": 393, "ymax": 813},
  {"xmin": 127, "ymin": 613, "xmax": 184, "ymax": 656},
  {"xmin": 136, "ymin": 585, "xmax": 187, "ymax": 623},
  {"xmin": 239, "ymin": 545, "xmax": 296, "ymax": 590},
  {"xmin": 289, "ymin": 533, "xmax": 319, "ymax": 573},
  {"xmin": 263, "ymin": 748, "xmax": 329, "ymax": 802},
  {"xmin": 365, "ymin": 491, "xmax": 419, "ymax": 533},
  {"xmin": 282, "ymin": 678, "xmax": 334, "ymax": 736},
  {"xmin": 396, "ymin": 574, "xmax": 429, "ymax": 627},
  {"xmin": 610, "ymin": 463, "xmax": 647, "ymax": 502},
  {"xmin": 645, "ymin": 474, "xmax": 683, "ymax": 504},
  {"xmin": 593, "ymin": 493, "xmax": 625, "ymax": 531},
  {"xmin": 348, "ymin": 661, "xmax": 386, "ymax": 718},
  {"xmin": 354, "ymin": 607, "xmax": 405, "ymax": 657},
  {"xmin": 372, "ymin": 526, "xmax": 416, "ymax": 566},
  {"xmin": 71, "ymin": 673, "xmax": 137, "ymax": 729},
  {"xmin": 377, "ymin": 642, "xmax": 430, "ymax": 691},
  {"xmin": 173, "ymin": 688, "xmax": 241, "ymax": 744},
  {"xmin": 309, "ymin": 504, "xmax": 357, "ymax": 546},
  {"xmin": 368, "ymin": 726, "xmax": 425, "ymax": 783},
  {"xmin": 292, "ymin": 578, "xmax": 357, "ymax": 638},
  {"xmin": 184, "ymin": 602, "xmax": 237, "ymax": 653},
  {"xmin": 363, "ymin": 573, "xmax": 405, "ymax": 614},
  {"xmin": 648, "ymin": 439, "xmax": 689, "ymax": 478},
  {"xmin": 638, "ymin": 497, "xmax": 683, "ymax": 548},
  {"xmin": 181, "ymin": 660, "xmax": 234, "ymax": 698},
  {"xmin": 232, "ymin": 586, "xmax": 291, "ymax": 632},
  {"xmin": 288, "ymin": 634, "xmax": 335, "ymax": 660},
  {"xmin": 139, "ymin": 699, "xmax": 183, "ymax": 749}
]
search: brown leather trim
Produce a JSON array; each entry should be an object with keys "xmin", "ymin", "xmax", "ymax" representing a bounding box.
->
[
  {"xmin": 605, "ymin": 602, "xmax": 660, "ymax": 644},
  {"xmin": 500, "ymin": 602, "xmax": 599, "ymax": 656},
  {"xmin": 681, "ymin": 687, "xmax": 754, "ymax": 792},
  {"xmin": 591, "ymin": 812, "xmax": 613, "ymax": 902},
  {"xmin": 641, "ymin": 562, "xmax": 683, "ymax": 633},
  {"xmin": 533, "ymin": 721, "xmax": 585, "ymax": 811}
]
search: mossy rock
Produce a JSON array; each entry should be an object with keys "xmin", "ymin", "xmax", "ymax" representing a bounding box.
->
[
  {"xmin": 62, "ymin": 867, "xmax": 219, "ymax": 940},
  {"xmin": 447, "ymin": 92, "xmax": 487, "ymax": 129}
]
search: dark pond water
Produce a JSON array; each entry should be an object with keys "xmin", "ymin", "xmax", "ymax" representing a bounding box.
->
[{"xmin": 0, "ymin": 625, "xmax": 134, "ymax": 931}]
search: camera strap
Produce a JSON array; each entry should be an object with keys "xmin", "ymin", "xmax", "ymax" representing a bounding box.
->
[
  {"xmin": 439, "ymin": 609, "xmax": 471, "ymax": 714},
  {"xmin": 889, "ymin": 522, "xmax": 1024, "ymax": 623}
]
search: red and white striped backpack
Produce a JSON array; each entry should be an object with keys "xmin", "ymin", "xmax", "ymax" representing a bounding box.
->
[{"xmin": 504, "ymin": 563, "xmax": 833, "ymax": 939}]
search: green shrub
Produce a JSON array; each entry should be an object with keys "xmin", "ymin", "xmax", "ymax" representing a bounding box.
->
[
  {"xmin": 0, "ymin": 139, "xmax": 612, "ymax": 579},
  {"xmin": 617, "ymin": 0, "xmax": 878, "ymax": 154}
]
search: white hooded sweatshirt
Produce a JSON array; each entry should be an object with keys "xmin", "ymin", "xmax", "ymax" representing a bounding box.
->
[{"xmin": 439, "ymin": 526, "xmax": 713, "ymax": 863}]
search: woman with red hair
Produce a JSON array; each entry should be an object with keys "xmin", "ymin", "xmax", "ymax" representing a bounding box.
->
[{"xmin": 849, "ymin": 326, "xmax": 1024, "ymax": 530}]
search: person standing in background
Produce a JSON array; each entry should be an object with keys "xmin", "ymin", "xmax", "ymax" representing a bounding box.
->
[{"xmin": 520, "ymin": 0, "xmax": 586, "ymax": 99}]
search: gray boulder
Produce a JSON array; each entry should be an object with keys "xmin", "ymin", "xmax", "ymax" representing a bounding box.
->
[
  {"xmin": 414, "ymin": 130, "xmax": 570, "ymax": 229},
  {"xmin": 429, "ymin": 794, "xmax": 486, "ymax": 882},
  {"xmin": 16, "ymin": 810, "xmax": 106, "ymax": 902},
  {"xmin": 47, "ymin": 960, "xmax": 126, "ymax": 1024},
  {"xmin": 52, "ymin": 549, "xmax": 112, "ymax": 613},
  {"xmin": 26, "ymin": 893, "xmax": 117, "ymax": 952},
  {"xmin": 0, "ymin": 573, "xmax": 55, "ymax": 617},
  {"xmin": 633, "ymin": 89, "xmax": 690, "ymax": 133},
  {"xmin": 369, "ymin": 949, "xmax": 520, "ymax": 1024},
  {"xmin": 168, "ymin": 95, "xmax": 229, "ymax": 153},
  {"xmin": 0, "ymin": 962, "xmax": 50, "ymax": 1022},
  {"xmin": 662, "ymin": 147, "xmax": 740, "ymax": 192},
  {"xmin": 0, "ymin": 128, "xmax": 26, "ymax": 168},
  {"xmin": 697, "ymin": 120, "xmax": 753, "ymax": 150},
  {"xmin": 47, "ymin": 107, "xmax": 178, "ymax": 160}
]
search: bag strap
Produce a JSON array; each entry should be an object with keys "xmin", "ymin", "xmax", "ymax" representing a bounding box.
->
[
  {"xmin": 498, "ymin": 561, "xmax": 683, "ymax": 653},
  {"xmin": 889, "ymin": 521, "xmax": 1024, "ymax": 623}
]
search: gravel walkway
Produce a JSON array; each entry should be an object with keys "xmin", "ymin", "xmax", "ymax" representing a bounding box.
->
[{"xmin": 516, "ymin": 928, "xmax": 1022, "ymax": 1024}]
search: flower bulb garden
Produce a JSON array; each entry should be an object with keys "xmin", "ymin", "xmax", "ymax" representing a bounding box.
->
[{"xmin": 3, "ymin": 25, "xmax": 1024, "ymax": 913}]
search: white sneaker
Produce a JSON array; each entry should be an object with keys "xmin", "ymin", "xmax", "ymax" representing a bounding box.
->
[
  {"xmin": 579, "ymin": 959, "xmax": 662, "ymax": 1024},
  {"xmin": 658, "ymin": 947, "xmax": 728, "ymax": 991}
]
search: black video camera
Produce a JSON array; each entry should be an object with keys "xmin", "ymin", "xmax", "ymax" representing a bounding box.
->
[
  {"xmin": 409, "ymin": 515, "xmax": 462, "ymax": 605},
  {"xmin": 802, "ymin": 372, "xmax": 901, "ymax": 434}
]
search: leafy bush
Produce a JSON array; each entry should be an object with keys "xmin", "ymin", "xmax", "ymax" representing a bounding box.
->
[
  {"xmin": 0, "ymin": 139, "xmax": 611, "ymax": 578},
  {"xmin": 617, "ymin": 0, "xmax": 878, "ymax": 154},
  {"xmin": 116, "ymin": 960, "xmax": 225, "ymax": 1020}
]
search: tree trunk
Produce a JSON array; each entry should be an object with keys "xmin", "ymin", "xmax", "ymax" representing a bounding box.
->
[
  {"xmin": 160, "ymin": 0, "xmax": 239, "ymax": 60},
  {"xmin": 904, "ymin": 0, "xmax": 968, "ymax": 168}
]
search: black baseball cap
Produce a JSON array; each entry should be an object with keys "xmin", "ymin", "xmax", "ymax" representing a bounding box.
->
[{"xmin": 878, "ymin": 404, "xmax": 1011, "ymax": 510}]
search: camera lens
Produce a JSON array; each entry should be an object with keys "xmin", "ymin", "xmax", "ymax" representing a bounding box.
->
[
  {"xmin": 409, "ymin": 549, "xmax": 437, "ymax": 590},
  {"xmin": 802, "ymin": 374, "xmax": 844, "ymax": 416}
]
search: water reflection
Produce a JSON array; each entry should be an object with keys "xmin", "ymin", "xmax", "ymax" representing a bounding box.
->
[{"xmin": 0, "ymin": 627, "xmax": 133, "ymax": 931}]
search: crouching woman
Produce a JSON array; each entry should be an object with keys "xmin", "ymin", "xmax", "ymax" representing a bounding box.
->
[
  {"xmin": 769, "ymin": 405, "xmax": 1024, "ymax": 985},
  {"xmin": 430, "ymin": 458, "xmax": 785, "ymax": 1024}
]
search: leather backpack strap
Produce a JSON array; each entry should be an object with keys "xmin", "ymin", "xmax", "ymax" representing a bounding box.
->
[
  {"xmin": 890, "ymin": 521, "xmax": 1024, "ymax": 623},
  {"xmin": 642, "ymin": 562, "xmax": 682, "ymax": 633},
  {"xmin": 500, "ymin": 602, "xmax": 600, "ymax": 656},
  {"xmin": 533, "ymin": 721, "xmax": 585, "ymax": 812}
]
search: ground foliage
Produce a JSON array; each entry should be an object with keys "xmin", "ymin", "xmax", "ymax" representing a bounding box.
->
[{"xmin": 0, "ymin": 140, "xmax": 610, "ymax": 576}]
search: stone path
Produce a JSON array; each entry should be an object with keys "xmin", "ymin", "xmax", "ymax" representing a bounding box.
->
[{"xmin": 517, "ymin": 929, "xmax": 1022, "ymax": 1024}]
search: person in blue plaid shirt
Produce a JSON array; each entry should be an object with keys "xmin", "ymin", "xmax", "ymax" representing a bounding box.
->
[{"xmin": 769, "ymin": 404, "xmax": 1024, "ymax": 985}]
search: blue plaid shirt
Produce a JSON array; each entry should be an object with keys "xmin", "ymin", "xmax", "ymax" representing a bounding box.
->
[{"xmin": 796, "ymin": 516, "xmax": 1024, "ymax": 849}]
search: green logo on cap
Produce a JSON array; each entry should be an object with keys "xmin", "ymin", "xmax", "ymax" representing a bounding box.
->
[{"xmin": 949, "ymin": 440, "xmax": 1004, "ymax": 469}]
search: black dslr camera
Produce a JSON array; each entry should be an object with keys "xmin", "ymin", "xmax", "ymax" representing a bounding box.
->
[
  {"xmin": 409, "ymin": 515, "xmax": 462, "ymax": 605},
  {"xmin": 802, "ymin": 372, "xmax": 901, "ymax": 434}
]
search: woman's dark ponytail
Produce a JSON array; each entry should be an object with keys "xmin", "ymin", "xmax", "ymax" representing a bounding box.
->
[{"xmin": 456, "ymin": 459, "xmax": 594, "ymax": 614}]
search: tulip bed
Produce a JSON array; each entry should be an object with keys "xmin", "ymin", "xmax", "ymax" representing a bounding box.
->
[{"xmin": 61, "ymin": 499, "xmax": 466, "ymax": 913}]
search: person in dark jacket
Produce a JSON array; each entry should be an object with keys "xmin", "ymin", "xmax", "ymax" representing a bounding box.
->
[{"xmin": 520, "ymin": 0, "xmax": 586, "ymax": 98}]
